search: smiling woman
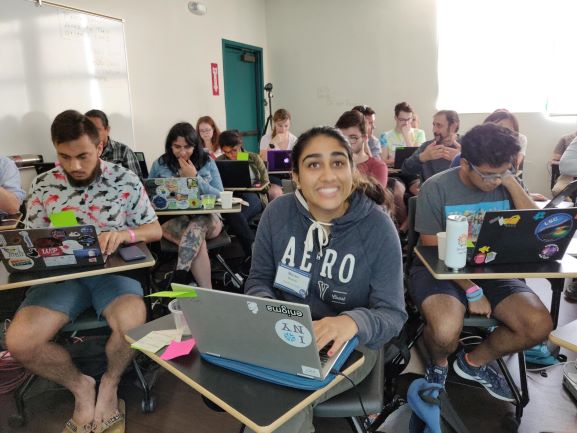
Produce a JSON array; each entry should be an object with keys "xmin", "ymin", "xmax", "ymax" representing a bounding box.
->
[{"xmin": 244, "ymin": 126, "xmax": 407, "ymax": 433}]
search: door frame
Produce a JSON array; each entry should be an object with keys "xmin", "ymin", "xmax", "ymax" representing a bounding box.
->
[{"xmin": 222, "ymin": 39, "xmax": 265, "ymax": 143}]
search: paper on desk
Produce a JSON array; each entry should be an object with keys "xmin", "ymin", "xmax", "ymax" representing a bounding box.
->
[
  {"xmin": 49, "ymin": 210, "xmax": 78, "ymax": 227},
  {"xmin": 147, "ymin": 284, "xmax": 198, "ymax": 298},
  {"xmin": 236, "ymin": 152, "xmax": 249, "ymax": 161},
  {"xmin": 131, "ymin": 329, "xmax": 182, "ymax": 353},
  {"xmin": 160, "ymin": 338, "xmax": 196, "ymax": 361}
]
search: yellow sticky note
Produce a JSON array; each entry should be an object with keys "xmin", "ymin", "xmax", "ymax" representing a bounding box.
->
[
  {"xmin": 236, "ymin": 152, "xmax": 249, "ymax": 161},
  {"xmin": 49, "ymin": 210, "xmax": 78, "ymax": 228}
]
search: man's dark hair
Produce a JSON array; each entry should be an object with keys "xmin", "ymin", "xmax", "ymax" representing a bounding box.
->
[
  {"xmin": 436, "ymin": 110, "xmax": 460, "ymax": 133},
  {"xmin": 219, "ymin": 130, "xmax": 243, "ymax": 149},
  {"xmin": 352, "ymin": 105, "xmax": 375, "ymax": 116},
  {"xmin": 461, "ymin": 123, "xmax": 520, "ymax": 167},
  {"xmin": 85, "ymin": 109, "xmax": 109, "ymax": 129},
  {"xmin": 394, "ymin": 102, "xmax": 413, "ymax": 117},
  {"xmin": 335, "ymin": 110, "xmax": 367, "ymax": 136},
  {"xmin": 483, "ymin": 109, "xmax": 519, "ymax": 133},
  {"xmin": 51, "ymin": 110, "xmax": 100, "ymax": 145}
]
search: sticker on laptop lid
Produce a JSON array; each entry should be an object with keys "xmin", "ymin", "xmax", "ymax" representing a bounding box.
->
[
  {"xmin": 275, "ymin": 318, "xmax": 312, "ymax": 348},
  {"xmin": 535, "ymin": 213, "xmax": 573, "ymax": 242},
  {"xmin": 8, "ymin": 257, "xmax": 34, "ymax": 270},
  {"xmin": 539, "ymin": 244, "xmax": 559, "ymax": 259},
  {"xmin": 301, "ymin": 365, "xmax": 321, "ymax": 378},
  {"xmin": 44, "ymin": 255, "xmax": 77, "ymax": 266},
  {"xmin": 1, "ymin": 245, "xmax": 26, "ymax": 259}
]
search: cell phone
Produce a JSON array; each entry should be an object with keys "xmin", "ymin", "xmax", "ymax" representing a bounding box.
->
[{"xmin": 119, "ymin": 245, "xmax": 146, "ymax": 262}]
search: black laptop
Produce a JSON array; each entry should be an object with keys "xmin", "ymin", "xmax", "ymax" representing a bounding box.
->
[
  {"xmin": 394, "ymin": 147, "xmax": 418, "ymax": 169},
  {"xmin": 215, "ymin": 160, "xmax": 253, "ymax": 188},
  {"xmin": 468, "ymin": 208, "xmax": 577, "ymax": 266}
]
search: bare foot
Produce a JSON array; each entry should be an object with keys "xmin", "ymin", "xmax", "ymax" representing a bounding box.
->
[
  {"xmin": 93, "ymin": 374, "xmax": 120, "ymax": 432},
  {"xmin": 69, "ymin": 375, "xmax": 96, "ymax": 430}
]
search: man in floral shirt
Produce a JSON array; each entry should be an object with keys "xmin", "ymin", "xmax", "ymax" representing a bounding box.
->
[{"xmin": 6, "ymin": 110, "xmax": 162, "ymax": 433}]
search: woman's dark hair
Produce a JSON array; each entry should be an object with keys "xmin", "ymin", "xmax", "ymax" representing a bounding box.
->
[
  {"xmin": 196, "ymin": 115, "xmax": 221, "ymax": 150},
  {"xmin": 483, "ymin": 109, "xmax": 519, "ymax": 133},
  {"xmin": 160, "ymin": 122, "xmax": 209, "ymax": 174},
  {"xmin": 461, "ymin": 123, "xmax": 520, "ymax": 167},
  {"xmin": 218, "ymin": 129, "xmax": 244, "ymax": 150},
  {"xmin": 335, "ymin": 110, "xmax": 367, "ymax": 136},
  {"xmin": 291, "ymin": 126, "xmax": 386, "ymax": 205}
]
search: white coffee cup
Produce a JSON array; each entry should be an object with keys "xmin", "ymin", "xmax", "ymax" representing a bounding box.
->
[
  {"xmin": 436, "ymin": 232, "xmax": 447, "ymax": 261},
  {"xmin": 220, "ymin": 191, "xmax": 233, "ymax": 209},
  {"xmin": 168, "ymin": 299, "xmax": 191, "ymax": 335}
]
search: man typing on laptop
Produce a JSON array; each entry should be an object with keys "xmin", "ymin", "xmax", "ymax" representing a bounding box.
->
[
  {"xmin": 6, "ymin": 110, "xmax": 162, "ymax": 433},
  {"xmin": 409, "ymin": 123, "xmax": 552, "ymax": 401}
]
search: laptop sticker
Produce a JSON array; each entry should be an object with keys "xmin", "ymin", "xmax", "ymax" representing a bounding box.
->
[
  {"xmin": 275, "ymin": 319, "xmax": 312, "ymax": 348},
  {"xmin": 535, "ymin": 213, "xmax": 573, "ymax": 242},
  {"xmin": 8, "ymin": 257, "xmax": 34, "ymax": 270},
  {"xmin": 18, "ymin": 231, "xmax": 34, "ymax": 247},
  {"xmin": 246, "ymin": 301, "xmax": 259, "ymax": 314},
  {"xmin": 540, "ymin": 244, "xmax": 559, "ymax": 259},
  {"xmin": 301, "ymin": 365, "xmax": 321, "ymax": 378},
  {"xmin": 490, "ymin": 214, "xmax": 520, "ymax": 227},
  {"xmin": 44, "ymin": 255, "xmax": 77, "ymax": 267},
  {"xmin": 533, "ymin": 211, "xmax": 546, "ymax": 221},
  {"xmin": 1, "ymin": 245, "xmax": 26, "ymax": 259},
  {"xmin": 0, "ymin": 234, "xmax": 6, "ymax": 246}
]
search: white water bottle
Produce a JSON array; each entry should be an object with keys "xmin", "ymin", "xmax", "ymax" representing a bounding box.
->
[{"xmin": 444, "ymin": 215, "xmax": 468, "ymax": 271}]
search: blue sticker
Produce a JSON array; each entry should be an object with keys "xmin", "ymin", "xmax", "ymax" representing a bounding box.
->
[{"xmin": 535, "ymin": 213, "xmax": 573, "ymax": 242}]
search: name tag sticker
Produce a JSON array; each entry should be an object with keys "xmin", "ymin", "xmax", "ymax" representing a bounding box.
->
[{"xmin": 274, "ymin": 264, "xmax": 310, "ymax": 299}]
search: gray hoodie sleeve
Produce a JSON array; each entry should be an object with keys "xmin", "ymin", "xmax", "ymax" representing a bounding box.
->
[
  {"xmin": 244, "ymin": 203, "xmax": 277, "ymax": 299},
  {"xmin": 341, "ymin": 212, "xmax": 407, "ymax": 348}
]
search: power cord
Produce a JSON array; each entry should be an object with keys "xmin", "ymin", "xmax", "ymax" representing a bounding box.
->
[{"xmin": 330, "ymin": 370, "xmax": 369, "ymax": 419}]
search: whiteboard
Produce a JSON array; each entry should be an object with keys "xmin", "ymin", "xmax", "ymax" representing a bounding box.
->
[{"xmin": 0, "ymin": 0, "xmax": 134, "ymax": 161}]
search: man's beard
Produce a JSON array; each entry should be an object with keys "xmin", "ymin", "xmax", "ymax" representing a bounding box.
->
[{"xmin": 65, "ymin": 165, "xmax": 102, "ymax": 187}]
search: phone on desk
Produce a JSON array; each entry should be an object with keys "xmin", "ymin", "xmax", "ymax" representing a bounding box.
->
[{"xmin": 119, "ymin": 245, "xmax": 146, "ymax": 262}]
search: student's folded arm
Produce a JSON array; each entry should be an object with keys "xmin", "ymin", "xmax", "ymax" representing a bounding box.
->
[
  {"xmin": 502, "ymin": 174, "xmax": 538, "ymax": 210},
  {"xmin": 198, "ymin": 161, "xmax": 224, "ymax": 195},
  {"xmin": 244, "ymin": 205, "xmax": 277, "ymax": 299},
  {"xmin": 0, "ymin": 187, "xmax": 21, "ymax": 214},
  {"xmin": 342, "ymin": 214, "xmax": 408, "ymax": 348},
  {"xmin": 420, "ymin": 233, "xmax": 437, "ymax": 246}
]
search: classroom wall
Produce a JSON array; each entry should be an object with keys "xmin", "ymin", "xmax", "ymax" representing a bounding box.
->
[
  {"xmin": 53, "ymin": 0, "xmax": 269, "ymax": 167},
  {"xmin": 264, "ymin": 0, "xmax": 577, "ymax": 196}
]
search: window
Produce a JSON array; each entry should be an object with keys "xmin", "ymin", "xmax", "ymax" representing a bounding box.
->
[{"xmin": 437, "ymin": 0, "xmax": 577, "ymax": 115}]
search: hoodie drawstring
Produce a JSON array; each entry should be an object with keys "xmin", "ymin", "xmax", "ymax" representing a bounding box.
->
[{"xmin": 295, "ymin": 190, "xmax": 332, "ymax": 257}]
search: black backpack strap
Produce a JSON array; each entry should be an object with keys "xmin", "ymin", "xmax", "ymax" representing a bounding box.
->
[{"xmin": 438, "ymin": 390, "xmax": 472, "ymax": 433}]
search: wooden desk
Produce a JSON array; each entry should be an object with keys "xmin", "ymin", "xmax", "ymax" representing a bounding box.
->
[
  {"xmin": 126, "ymin": 315, "xmax": 364, "ymax": 433},
  {"xmin": 0, "ymin": 242, "xmax": 155, "ymax": 291},
  {"xmin": 415, "ymin": 245, "xmax": 577, "ymax": 328},
  {"xmin": 549, "ymin": 319, "xmax": 577, "ymax": 353},
  {"xmin": 268, "ymin": 170, "xmax": 291, "ymax": 175},
  {"xmin": 0, "ymin": 213, "xmax": 23, "ymax": 230},
  {"xmin": 156, "ymin": 203, "xmax": 242, "ymax": 216},
  {"xmin": 225, "ymin": 182, "xmax": 270, "ymax": 192}
]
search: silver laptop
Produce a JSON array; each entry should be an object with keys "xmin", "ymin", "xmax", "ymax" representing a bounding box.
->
[{"xmin": 177, "ymin": 286, "xmax": 349, "ymax": 380}]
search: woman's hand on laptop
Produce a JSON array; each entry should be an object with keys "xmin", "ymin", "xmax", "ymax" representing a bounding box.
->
[
  {"xmin": 313, "ymin": 315, "xmax": 358, "ymax": 357},
  {"xmin": 468, "ymin": 295, "xmax": 492, "ymax": 318},
  {"xmin": 98, "ymin": 231, "xmax": 129, "ymax": 256}
]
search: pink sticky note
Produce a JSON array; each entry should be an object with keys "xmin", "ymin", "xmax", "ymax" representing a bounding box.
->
[{"xmin": 160, "ymin": 338, "xmax": 196, "ymax": 361}]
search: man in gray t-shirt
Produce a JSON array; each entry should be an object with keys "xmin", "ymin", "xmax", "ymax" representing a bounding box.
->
[{"xmin": 410, "ymin": 123, "xmax": 552, "ymax": 402}]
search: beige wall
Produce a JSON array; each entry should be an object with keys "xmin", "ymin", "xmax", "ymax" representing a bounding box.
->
[
  {"xmin": 58, "ymin": 0, "xmax": 269, "ymax": 166},
  {"xmin": 264, "ymin": 0, "xmax": 577, "ymax": 196}
]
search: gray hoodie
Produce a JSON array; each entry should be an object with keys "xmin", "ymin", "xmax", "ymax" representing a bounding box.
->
[{"xmin": 245, "ymin": 191, "xmax": 407, "ymax": 349}]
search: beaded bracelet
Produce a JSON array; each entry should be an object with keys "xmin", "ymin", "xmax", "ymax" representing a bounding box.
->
[{"xmin": 466, "ymin": 288, "xmax": 484, "ymax": 302}]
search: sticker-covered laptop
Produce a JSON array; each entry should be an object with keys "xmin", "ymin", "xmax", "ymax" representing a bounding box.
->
[
  {"xmin": 178, "ymin": 287, "xmax": 354, "ymax": 381},
  {"xmin": 468, "ymin": 208, "xmax": 577, "ymax": 266},
  {"xmin": 144, "ymin": 177, "xmax": 201, "ymax": 210},
  {"xmin": 0, "ymin": 225, "xmax": 105, "ymax": 273}
]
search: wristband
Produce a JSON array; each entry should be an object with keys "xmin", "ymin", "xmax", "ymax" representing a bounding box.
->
[
  {"xmin": 127, "ymin": 228, "xmax": 136, "ymax": 244},
  {"xmin": 466, "ymin": 288, "xmax": 484, "ymax": 302},
  {"xmin": 466, "ymin": 285, "xmax": 481, "ymax": 295}
]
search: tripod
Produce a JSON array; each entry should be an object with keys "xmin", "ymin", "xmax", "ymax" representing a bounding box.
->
[{"xmin": 261, "ymin": 84, "xmax": 274, "ymax": 139}]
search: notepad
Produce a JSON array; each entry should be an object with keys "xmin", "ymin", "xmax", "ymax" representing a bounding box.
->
[
  {"xmin": 131, "ymin": 329, "xmax": 183, "ymax": 353},
  {"xmin": 160, "ymin": 338, "xmax": 196, "ymax": 361}
]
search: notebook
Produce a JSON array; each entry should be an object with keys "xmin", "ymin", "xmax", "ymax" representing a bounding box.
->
[
  {"xmin": 215, "ymin": 160, "xmax": 254, "ymax": 188},
  {"xmin": 468, "ymin": 208, "xmax": 577, "ymax": 266},
  {"xmin": 0, "ymin": 225, "xmax": 105, "ymax": 273},
  {"xmin": 394, "ymin": 147, "xmax": 418, "ymax": 169},
  {"xmin": 178, "ymin": 287, "xmax": 354, "ymax": 381},
  {"xmin": 267, "ymin": 149, "xmax": 292, "ymax": 172},
  {"xmin": 144, "ymin": 177, "xmax": 201, "ymax": 210}
]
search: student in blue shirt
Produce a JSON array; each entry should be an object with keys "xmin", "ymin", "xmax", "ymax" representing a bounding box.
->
[
  {"xmin": 149, "ymin": 122, "xmax": 224, "ymax": 287},
  {"xmin": 0, "ymin": 155, "xmax": 26, "ymax": 214}
]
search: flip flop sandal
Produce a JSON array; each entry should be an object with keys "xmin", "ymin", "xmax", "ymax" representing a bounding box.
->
[
  {"xmin": 98, "ymin": 399, "xmax": 126, "ymax": 433},
  {"xmin": 62, "ymin": 418, "xmax": 93, "ymax": 433}
]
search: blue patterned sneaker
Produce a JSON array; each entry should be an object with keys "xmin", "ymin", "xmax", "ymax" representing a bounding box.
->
[
  {"xmin": 425, "ymin": 363, "xmax": 448, "ymax": 386},
  {"xmin": 453, "ymin": 350, "xmax": 515, "ymax": 402}
]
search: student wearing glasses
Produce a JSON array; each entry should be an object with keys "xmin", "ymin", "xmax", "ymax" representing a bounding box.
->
[
  {"xmin": 196, "ymin": 115, "xmax": 222, "ymax": 159},
  {"xmin": 409, "ymin": 123, "xmax": 551, "ymax": 402},
  {"xmin": 149, "ymin": 122, "xmax": 224, "ymax": 288},
  {"xmin": 380, "ymin": 102, "xmax": 426, "ymax": 165}
]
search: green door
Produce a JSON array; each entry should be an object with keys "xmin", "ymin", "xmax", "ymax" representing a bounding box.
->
[{"xmin": 222, "ymin": 39, "xmax": 264, "ymax": 153}]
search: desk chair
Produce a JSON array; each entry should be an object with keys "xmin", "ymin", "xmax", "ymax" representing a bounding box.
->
[
  {"xmin": 9, "ymin": 308, "xmax": 156, "ymax": 428},
  {"xmin": 134, "ymin": 151, "xmax": 149, "ymax": 178},
  {"xmin": 544, "ymin": 179, "xmax": 577, "ymax": 208},
  {"xmin": 404, "ymin": 196, "xmax": 528, "ymax": 426},
  {"xmin": 313, "ymin": 348, "xmax": 385, "ymax": 433}
]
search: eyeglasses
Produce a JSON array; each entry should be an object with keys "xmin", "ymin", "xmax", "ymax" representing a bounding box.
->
[
  {"xmin": 198, "ymin": 129, "xmax": 213, "ymax": 134},
  {"xmin": 397, "ymin": 117, "xmax": 412, "ymax": 123},
  {"xmin": 347, "ymin": 135, "xmax": 362, "ymax": 144},
  {"xmin": 469, "ymin": 163, "xmax": 511, "ymax": 183},
  {"xmin": 172, "ymin": 144, "xmax": 192, "ymax": 152}
]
